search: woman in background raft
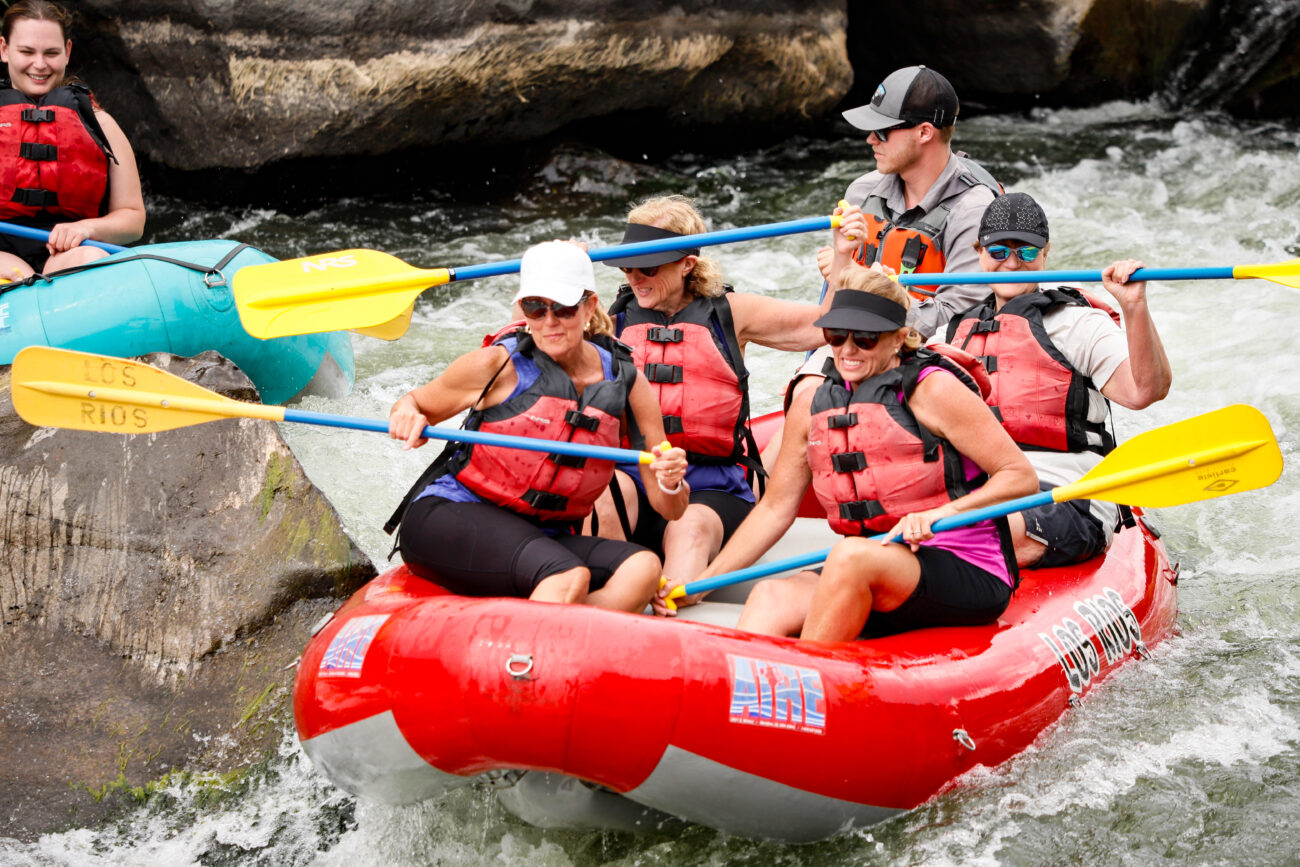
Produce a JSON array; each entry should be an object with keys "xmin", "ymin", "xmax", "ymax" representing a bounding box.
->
[
  {"xmin": 591, "ymin": 194, "xmax": 848, "ymax": 616},
  {"xmin": 698, "ymin": 267, "xmax": 1036, "ymax": 641},
  {"xmin": 0, "ymin": 0, "xmax": 144, "ymax": 280},
  {"xmin": 386, "ymin": 241, "xmax": 688, "ymax": 612}
]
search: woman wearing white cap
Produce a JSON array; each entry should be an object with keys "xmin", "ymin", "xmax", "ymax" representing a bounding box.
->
[
  {"xmin": 697, "ymin": 265, "xmax": 1036, "ymax": 641},
  {"xmin": 384, "ymin": 241, "xmax": 689, "ymax": 611}
]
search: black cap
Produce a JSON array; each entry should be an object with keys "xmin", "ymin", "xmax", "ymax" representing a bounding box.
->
[
  {"xmin": 978, "ymin": 193, "xmax": 1050, "ymax": 247},
  {"xmin": 842, "ymin": 66, "xmax": 960, "ymax": 132},
  {"xmin": 814, "ymin": 289, "xmax": 908, "ymax": 332},
  {"xmin": 599, "ymin": 223, "xmax": 702, "ymax": 269}
]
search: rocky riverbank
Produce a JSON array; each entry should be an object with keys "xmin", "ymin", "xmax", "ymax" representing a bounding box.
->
[
  {"xmin": 73, "ymin": 0, "xmax": 1298, "ymax": 175},
  {"xmin": 0, "ymin": 353, "xmax": 375, "ymax": 839}
]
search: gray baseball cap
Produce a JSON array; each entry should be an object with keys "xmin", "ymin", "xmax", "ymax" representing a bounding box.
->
[{"xmin": 842, "ymin": 66, "xmax": 960, "ymax": 132}]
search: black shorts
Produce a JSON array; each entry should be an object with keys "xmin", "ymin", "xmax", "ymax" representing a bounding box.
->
[
  {"xmin": 0, "ymin": 231, "xmax": 50, "ymax": 273},
  {"xmin": 398, "ymin": 496, "xmax": 650, "ymax": 598},
  {"xmin": 1021, "ymin": 487, "xmax": 1107, "ymax": 569},
  {"xmin": 862, "ymin": 545, "xmax": 1013, "ymax": 638},
  {"xmin": 625, "ymin": 483, "xmax": 753, "ymax": 556}
]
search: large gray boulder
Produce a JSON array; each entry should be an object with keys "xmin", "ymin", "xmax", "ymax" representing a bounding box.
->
[
  {"xmin": 0, "ymin": 352, "xmax": 375, "ymax": 839},
  {"xmin": 76, "ymin": 0, "xmax": 853, "ymax": 170}
]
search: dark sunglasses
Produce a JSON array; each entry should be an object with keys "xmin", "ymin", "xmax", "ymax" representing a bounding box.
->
[
  {"xmin": 872, "ymin": 122, "xmax": 918, "ymax": 143},
  {"xmin": 519, "ymin": 297, "xmax": 583, "ymax": 320},
  {"xmin": 823, "ymin": 328, "xmax": 881, "ymax": 350},
  {"xmin": 985, "ymin": 244, "xmax": 1043, "ymax": 263},
  {"xmin": 618, "ymin": 264, "xmax": 661, "ymax": 278}
]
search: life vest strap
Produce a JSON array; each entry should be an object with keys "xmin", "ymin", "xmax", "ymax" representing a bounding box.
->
[
  {"xmin": 548, "ymin": 452, "xmax": 587, "ymax": 468},
  {"xmin": 662, "ymin": 415, "xmax": 685, "ymax": 435},
  {"xmin": 971, "ymin": 319, "xmax": 1000, "ymax": 335},
  {"xmin": 978, "ymin": 355, "xmax": 998, "ymax": 373},
  {"xmin": 12, "ymin": 188, "xmax": 57, "ymax": 207},
  {"xmin": 831, "ymin": 451, "xmax": 867, "ymax": 473},
  {"xmin": 21, "ymin": 107, "xmax": 54, "ymax": 123},
  {"xmin": 19, "ymin": 142, "xmax": 56, "ymax": 161},
  {"xmin": 564, "ymin": 408, "xmax": 600, "ymax": 432},
  {"xmin": 644, "ymin": 362, "xmax": 683, "ymax": 384},
  {"xmin": 899, "ymin": 234, "xmax": 929, "ymax": 274},
  {"xmin": 522, "ymin": 490, "xmax": 569, "ymax": 512},
  {"xmin": 840, "ymin": 500, "xmax": 886, "ymax": 522},
  {"xmin": 646, "ymin": 326, "xmax": 684, "ymax": 343}
]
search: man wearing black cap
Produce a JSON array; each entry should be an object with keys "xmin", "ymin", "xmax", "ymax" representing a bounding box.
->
[
  {"xmin": 942, "ymin": 193, "xmax": 1172, "ymax": 568},
  {"xmin": 829, "ymin": 64, "xmax": 1001, "ymax": 340}
]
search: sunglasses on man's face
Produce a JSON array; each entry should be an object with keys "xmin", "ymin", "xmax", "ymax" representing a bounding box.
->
[
  {"xmin": 985, "ymin": 244, "xmax": 1043, "ymax": 263},
  {"xmin": 823, "ymin": 328, "xmax": 882, "ymax": 350},
  {"xmin": 872, "ymin": 122, "xmax": 918, "ymax": 143},
  {"xmin": 519, "ymin": 297, "xmax": 583, "ymax": 320}
]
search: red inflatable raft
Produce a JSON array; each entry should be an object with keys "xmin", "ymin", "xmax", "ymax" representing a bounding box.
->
[{"xmin": 293, "ymin": 415, "xmax": 1179, "ymax": 842}]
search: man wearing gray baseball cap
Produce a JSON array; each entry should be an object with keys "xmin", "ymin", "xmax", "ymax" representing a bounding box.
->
[{"xmin": 824, "ymin": 65, "xmax": 1001, "ymax": 340}]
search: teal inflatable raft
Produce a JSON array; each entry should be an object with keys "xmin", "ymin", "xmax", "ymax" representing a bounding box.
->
[{"xmin": 0, "ymin": 239, "xmax": 354, "ymax": 405}]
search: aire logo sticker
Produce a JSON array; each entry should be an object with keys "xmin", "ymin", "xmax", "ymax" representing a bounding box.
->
[
  {"xmin": 728, "ymin": 654, "xmax": 826, "ymax": 733},
  {"xmin": 1038, "ymin": 586, "xmax": 1143, "ymax": 693}
]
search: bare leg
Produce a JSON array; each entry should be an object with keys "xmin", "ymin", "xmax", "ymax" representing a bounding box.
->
[
  {"xmin": 583, "ymin": 470, "xmax": 639, "ymax": 540},
  {"xmin": 529, "ymin": 566, "xmax": 589, "ymax": 605},
  {"xmin": 586, "ymin": 549, "xmax": 661, "ymax": 612},
  {"xmin": 801, "ymin": 538, "xmax": 921, "ymax": 642},
  {"xmin": 661, "ymin": 503, "xmax": 725, "ymax": 584},
  {"xmin": 1007, "ymin": 513, "xmax": 1047, "ymax": 567},
  {"xmin": 44, "ymin": 246, "xmax": 108, "ymax": 273},
  {"xmin": 736, "ymin": 571, "xmax": 820, "ymax": 636},
  {"xmin": 0, "ymin": 251, "xmax": 31, "ymax": 283}
]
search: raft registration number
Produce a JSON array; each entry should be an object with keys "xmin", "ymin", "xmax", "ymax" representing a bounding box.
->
[{"xmin": 728, "ymin": 655, "xmax": 826, "ymax": 734}]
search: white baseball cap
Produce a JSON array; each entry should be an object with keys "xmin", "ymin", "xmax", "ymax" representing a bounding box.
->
[{"xmin": 514, "ymin": 241, "xmax": 595, "ymax": 306}]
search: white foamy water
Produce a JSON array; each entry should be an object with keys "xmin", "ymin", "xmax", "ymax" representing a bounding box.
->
[{"xmin": 4, "ymin": 101, "xmax": 1299, "ymax": 866}]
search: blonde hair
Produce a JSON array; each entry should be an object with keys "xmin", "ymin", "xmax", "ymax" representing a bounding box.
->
[
  {"xmin": 626, "ymin": 194, "xmax": 725, "ymax": 298},
  {"xmin": 584, "ymin": 294, "xmax": 615, "ymax": 338},
  {"xmin": 837, "ymin": 264, "xmax": 922, "ymax": 351}
]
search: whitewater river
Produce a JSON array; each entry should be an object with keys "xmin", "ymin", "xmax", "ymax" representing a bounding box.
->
[{"xmin": 3, "ymin": 102, "xmax": 1298, "ymax": 865}]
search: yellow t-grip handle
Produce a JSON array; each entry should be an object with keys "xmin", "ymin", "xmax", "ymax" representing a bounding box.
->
[
  {"xmin": 658, "ymin": 576, "xmax": 678, "ymax": 612},
  {"xmin": 837, "ymin": 199, "xmax": 856, "ymax": 241}
]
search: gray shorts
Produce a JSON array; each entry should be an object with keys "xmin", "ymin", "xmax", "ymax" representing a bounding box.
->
[{"xmin": 1021, "ymin": 485, "xmax": 1107, "ymax": 568}]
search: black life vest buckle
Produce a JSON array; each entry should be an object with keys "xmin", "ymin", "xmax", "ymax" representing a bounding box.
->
[
  {"xmin": 662, "ymin": 415, "xmax": 685, "ymax": 435},
  {"xmin": 21, "ymin": 108, "xmax": 55, "ymax": 123},
  {"xmin": 900, "ymin": 235, "xmax": 928, "ymax": 272},
  {"xmin": 19, "ymin": 142, "xmax": 57, "ymax": 161},
  {"xmin": 831, "ymin": 451, "xmax": 868, "ymax": 473},
  {"xmin": 644, "ymin": 363, "xmax": 683, "ymax": 384},
  {"xmin": 12, "ymin": 187, "xmax": 58, "ymax": 207},
  {"xmin": 971, "ymin": 319, "xmax": 1001, "ymax": 335},
  {"xmin": 523, "ymin": 489, "xmax": 569, "ymax": 511},
  {"xmin": 828, "ymin": 412, "xmax": 858, "ymax": 429},
  {"xmin": 840, "ymin": 499, "xmax": 886, "ymax": 521},
  {"xmin": 646, "ymin": 326, "xmax": 684, "ymax": 343},
  {"xmin": 978, "ymin": 355, "xmax": 998, "ymax": 373},
  {"xmin": 564, "ymin": 409, "xmax": 600, "ymax": 432},
  {"xmin": 548, "ymin": 452, "xmax": 587, "ymax": 468}
]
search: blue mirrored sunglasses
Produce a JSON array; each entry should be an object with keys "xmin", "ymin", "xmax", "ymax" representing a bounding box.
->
[{"xmin": 986, "ymin": 244, "xmax": 1043, "ymax": 263}]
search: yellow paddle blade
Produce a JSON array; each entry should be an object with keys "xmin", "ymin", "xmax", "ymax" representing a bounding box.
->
[
  {"xmin": 352, "ymin": 301, "xmax": 416, "ymax": 341},
  {"xmin": 11, "ymin": 346, "xmax": 283, "ymax": 434},
  {"xmin": 1234, "ymin": 258, "xmax": 1300, "ymax": 290},
  {"xmin": 1059, "ymin": 405, "xmax": 1282, "ymax": 509},
  {"xmin": 232, "ymin": 248, "xmax": 451, "ymax": 339}
]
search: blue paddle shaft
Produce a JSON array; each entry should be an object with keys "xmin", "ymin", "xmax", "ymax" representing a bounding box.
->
[
  {"xmin": 681, "ymin": 489, "xmax": 1055, "ymax": 596},
  {"xmin": 282, "ymin": 408, "xmax": 647, "ymax": 463},
  {"xmin": 899, "ymin": 266, "xmax": 1235, "ymax": 286},
  {"xmin": 0, "ymin": 220, "xmax": 126, "ymax": 253},
  {"xmin": 449, "ymin": 216, "xmax": 836, "ymax": 282}
]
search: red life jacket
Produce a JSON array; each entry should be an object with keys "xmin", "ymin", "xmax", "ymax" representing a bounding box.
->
[
  {"xmin": 943, "ymin": 287, "xmax": 1118, "ymax": 456},
  {"xmin": 807, "ymin": 349, "xmax": 984, "ymax": 537},
  {"xmin": 0, "ymin": 82, "xmax": 115, "ymax": 222},
  {"xmin": 854, "ymin": 157, "xmax": 1001, "ymax": 300},
  {"xmin": 611, "ymin": 286, "xmax": 760, "ymax": 470}
]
